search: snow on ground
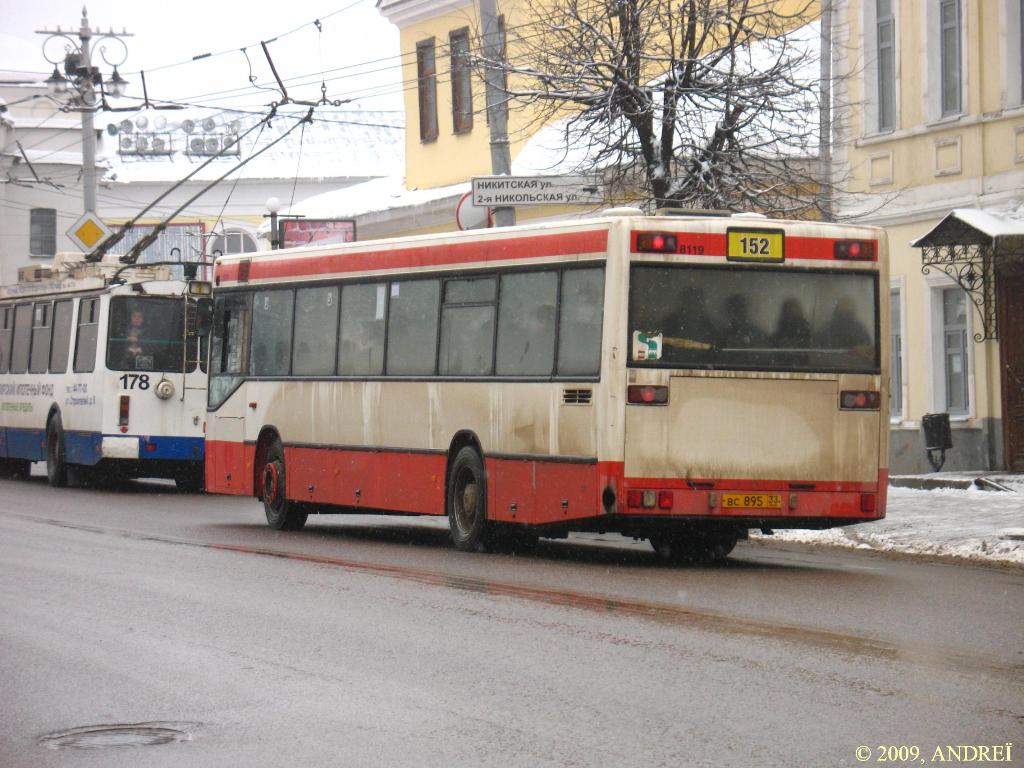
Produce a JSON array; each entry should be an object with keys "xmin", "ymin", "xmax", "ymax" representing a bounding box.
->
[{"xmin": 753, "ymin": 482, "xmax": 1024, "ymax": 567}]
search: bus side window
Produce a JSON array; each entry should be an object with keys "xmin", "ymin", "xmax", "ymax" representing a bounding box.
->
[
  {"xmin": 10, "ymin": 304, "xmax": 33, "ymax": 374},
  {"xmin": 29, "ymin": 302, "xmax": 53, "ymax": 375},
  {"xmin": 0, "ymin": 307, "xmax": 13, "ymax": 373},
  {"xmin": 250, "ymin": 289, "xmax": 294, "ymax": 377},
  {"xmin": 74, "ymin": 298, "xmax": 99, "ymax": 373},
  {"xmin": 386, "ymin": 279, "xmax": 440, "ymax": 376},
  {"xmin": 49, "ymin": 300, "xmax": 74, "ymax": 374},
  {"xmin": 293, "ymin": 286, "xmax": 339, "ymax": 376},
  {"xmin": 338, "ymin": 283, "xmax": 386, "ymax": 376},
  {"xmin": 496, "ymin": 271, "xmax": 558, "ymax": 376},
  {"xmin": 557, "ymin": 268, "xmax": 605, "ymax": 376},
  {"xmin": 439, "ymin": 277, "xmax": 496, "ymax": 376}
]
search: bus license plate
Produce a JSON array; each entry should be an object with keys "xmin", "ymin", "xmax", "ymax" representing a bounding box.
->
[
  {"xmin": 726, "ymin": 229, "xmax": 785, "ymax": 262},
  {"xmin": 721, "ymin": 493, "xmax": 783, "ymax": 509}
]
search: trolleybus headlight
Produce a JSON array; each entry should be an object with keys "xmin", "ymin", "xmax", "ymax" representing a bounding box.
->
[{"xmin": 155, "ymin": 378, "xmax": 175, "ymax": 400}]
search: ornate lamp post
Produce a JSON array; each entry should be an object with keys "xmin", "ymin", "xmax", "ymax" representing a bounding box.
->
[{"xmin": 37, "ymin": 7, "xmax": 131, "ymax": 216}]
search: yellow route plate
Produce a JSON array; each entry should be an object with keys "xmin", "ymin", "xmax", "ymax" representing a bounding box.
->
[{"xmin": 726, "ymin": 228, "xmax": 785, "ymax": 262}]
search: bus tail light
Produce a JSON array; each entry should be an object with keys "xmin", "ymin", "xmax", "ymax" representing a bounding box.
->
[
  {"xmin": 840, "ymin": 390, "xmax": 880, "ymax": 410},
  {"xmin": 860, "ymin": 493, "xmax": 877, "ymax": 513},
  {"xmin": 627, "ymin": 385, "xmax": 669, "ymax": 405},
  {"xmin": 626, "ymin": 490, "xmax": 660, "ymax": 509},
  {"xmin": 119, "ymin": 395, "xmax": 130, "ymax": 426},
  {"xmin": 834, "ymin": 240, "xmax": 876, "ymax": 260},
  {"xmin": 636, "ymin": 232, "xmax": 678, "ymax": 253},
  {"xmin": 658, "ymin": 491, "xmax": 674, "ymax": 509}
]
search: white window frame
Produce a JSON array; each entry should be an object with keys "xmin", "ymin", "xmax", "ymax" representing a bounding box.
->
[
  {"xmin": 862, "ymin": 0, "xmax": 901, "ymax": 135},
  {"xmin": 1003, "ymin": 0, "xmax": 1024, "ymax": 108},
  {"xmin": 925, "ymin": 277, "xmax": 974, "ymax": 419},
  {"xmin": 208, "ymin": 229, "xmax": 258, "ymax": 258},
  {"xmin": 924, "ymin": 0, "xmax": 967, "ymax": 123},
  {"xmin": 889, "ymin": 278, "xmax": 906, "ymax": 423}
]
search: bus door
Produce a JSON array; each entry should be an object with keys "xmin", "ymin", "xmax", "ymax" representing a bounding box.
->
[{"xmin": 206, "ymin": 292, "xmax": 252, "ymax": 495}]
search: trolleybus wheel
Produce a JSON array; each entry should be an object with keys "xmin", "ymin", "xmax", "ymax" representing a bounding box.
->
[
  {"xmin": 174, "ymin": 467, "xmax": 205, "ymax": 494},
  {"xmin": 447, "ymin": 446, "xmax": 490, "ymax": 552},
  {"xmin": 261, "ymin": 439, "xmax": 307, "ymax": 531},
  {"xmin": 0, "ymin": 458, "xmax": 31, "ymax": 479},
  {"xmin": 46, "ymin": 414, "xmax": 68, "ymax": 488}
]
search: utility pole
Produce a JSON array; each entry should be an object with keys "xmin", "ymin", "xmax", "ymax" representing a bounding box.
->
[
  {"xmin": 479, "ymin": 0, "xmax": 515, "ymax": 227},
  {"xmin": 819, "ymin": 0, "xmax": 833, "ymax": 222},
  {"xmin": 38, "ymin": 8, "xmax": 130, "ymax": 216}
]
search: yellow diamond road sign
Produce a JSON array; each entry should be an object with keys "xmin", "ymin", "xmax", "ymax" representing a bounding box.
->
[{"xmin": 67, "ymin": 212, "xmax": 113, "ymax": 252}]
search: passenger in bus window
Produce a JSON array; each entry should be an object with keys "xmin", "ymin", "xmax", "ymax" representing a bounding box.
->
[
  {"xmin": 120, "ymin": 309, "xmax": 154, "ymax": 370},
  {"xmin": 821, "ymin": 296, "xmax": 871, "ymax": 355},
  {"xmin": 721, "ymin": 293, "xmax": 766, "ymax": 349},
  {"xmin": 770, "ymin": 298, "xmax": 811, "ymax": 350}
]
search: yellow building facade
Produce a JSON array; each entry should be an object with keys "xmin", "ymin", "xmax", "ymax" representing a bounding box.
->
[{"xmin": 837, "ymin": 0, "xmax": 1024, "ymax": 472}]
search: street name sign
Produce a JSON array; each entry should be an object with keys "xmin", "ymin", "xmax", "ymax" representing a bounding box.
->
[{"xmin": 471, "ymin": 175, "xmax": 605, "ymax": 207}]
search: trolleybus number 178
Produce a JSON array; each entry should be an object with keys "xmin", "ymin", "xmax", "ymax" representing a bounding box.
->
[{"xmin": 119, "ymin": 373, "xmax": 151, "ymax": 390}]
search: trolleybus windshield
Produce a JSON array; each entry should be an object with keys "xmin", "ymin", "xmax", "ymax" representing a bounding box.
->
[{"xmin": 106, "ymin": 296, "xmax": 209, "ymax": 373}]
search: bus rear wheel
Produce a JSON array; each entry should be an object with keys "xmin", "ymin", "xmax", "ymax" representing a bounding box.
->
[
  {"xmin": 261, "ymin": 439, "xmax": 307, "ymax": 531},
  {"xmin": 447, "ymin": 446, "xmax": 490, "ymax": 552},
  {"xmin": 650, "ymin": 529, "xmax": 738, "ymax": 565},
  {"xmin": 46, "ymin": 414, "xmax": 68, "ymax": 488}
]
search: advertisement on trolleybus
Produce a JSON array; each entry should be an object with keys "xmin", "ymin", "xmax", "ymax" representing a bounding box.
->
[{"xmin": 205, "ymin": 211, "xmax": 889, "ymax": 563}]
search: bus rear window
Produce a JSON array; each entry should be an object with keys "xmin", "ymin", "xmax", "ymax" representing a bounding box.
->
[{"xmin": 628, "ymin": 265, "xmax": 879, "ymax": 373}]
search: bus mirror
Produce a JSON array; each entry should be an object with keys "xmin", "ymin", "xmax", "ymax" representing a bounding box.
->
[{"xmin": 194, "ymin": 301, "xmax": 215, "ymax": 336}]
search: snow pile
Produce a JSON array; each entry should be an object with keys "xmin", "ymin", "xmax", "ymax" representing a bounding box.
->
[{"xmin": 755, "ymin": 485, "xmax": 1024, "ymax": 567}]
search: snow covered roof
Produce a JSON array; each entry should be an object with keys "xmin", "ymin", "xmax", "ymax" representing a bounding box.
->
[
  {"xmin": 912, "ymin": 208, "xmax": 1024, "ymax": 255},
  {"xmin": 101, "ymin": 106, "xmax": 404, "ymax": 184}
]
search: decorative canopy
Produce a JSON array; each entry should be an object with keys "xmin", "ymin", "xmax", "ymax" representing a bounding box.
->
[{"xmin": 913, "ymin": 208, "xmax": 1024, "ymax": 341}]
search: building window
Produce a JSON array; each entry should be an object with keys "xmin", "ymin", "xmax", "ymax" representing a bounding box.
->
[
  {"xmin": 890, "ymin": 287, "xmax": 903, "ymax": 419},
  {"xmin": 941, "ymin": 287, "xmax": 969, "ymax": 413},
  {"xmin": 876, "ymin": 0, "xmax": 896, "ymax": 131},
  {"xmin": 450, "ymin": 27, "xmax": 473, "ymax": 134},
  {"xmin": 417, "ymin": 38, "xmax": 439, "ymax": 142},
  {"xmin": 29, "ymin": 208, "xmax": 57, "ymax": 257},
  {"xmin": 208, "ymin": 230, "xmax": 257, "ymax": 257},
  {"xmin": 940, "ymin": 0, "xmax": 962, "ymax": 116}
]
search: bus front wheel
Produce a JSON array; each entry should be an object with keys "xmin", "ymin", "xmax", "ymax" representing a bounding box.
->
[
  {"xmin": 46, "ymin": 414, "xmax": 68, "ymax": 488},
  {"xmin": 447, "ymin": 447, "xmax": 490, "ymax": 552},
  {"xmin": 261, "ymin": 439, "xmax": 307, "ymax": 531}
]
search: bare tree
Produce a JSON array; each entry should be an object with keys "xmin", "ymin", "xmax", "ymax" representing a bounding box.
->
[{"xmin": 490, "ymin": 0, "xmax": 829, "ymax": 215}]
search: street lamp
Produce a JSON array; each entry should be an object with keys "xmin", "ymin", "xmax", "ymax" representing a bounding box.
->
[
  {"xmin": 266, "ymin": 197, "xmax": 281, "ymax": 250},
  {"xmin": 37, "ymin": 8, "xmax": 131, "ymax": 216}
]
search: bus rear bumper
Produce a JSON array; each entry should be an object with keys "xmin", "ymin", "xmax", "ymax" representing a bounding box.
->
[
  {"xmin": 616, "ymin": 471, "xmax": 887, "ymax": 527},
  {"xmin": 102, "ymin": 435, "xmax": 204, "ymax": 462}
]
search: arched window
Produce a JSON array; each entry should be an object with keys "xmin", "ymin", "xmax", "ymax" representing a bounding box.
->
[{"xmin": 208, "ymin": 229, "xmax": 257, "ymax": 258}]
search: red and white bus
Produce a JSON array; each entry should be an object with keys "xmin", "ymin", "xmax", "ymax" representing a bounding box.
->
[{"xmin": 205, "ymin": 210, "xmax": 888, "ymax": 562}]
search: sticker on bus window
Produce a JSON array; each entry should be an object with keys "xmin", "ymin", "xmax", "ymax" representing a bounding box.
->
[
  {"xmin": 632, "ymin": 331, "xmax": 662, "ymax": 361},
  {"xmin": 376, "ymin": 285, "xmax": 387, "ymax": 319}
]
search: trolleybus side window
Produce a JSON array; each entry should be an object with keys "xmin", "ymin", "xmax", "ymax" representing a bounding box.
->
[
  {"xmin": 209, "ymin": 293, "xmax": 252, "ymax": 407},
  {"xmin": 10, "ymin": 304, "xmax": 32, "ymax": 374},
  {"xmin": 29, "ymin": 302, "xmax": 53, "ymax": 374},
  {"xmin": 293, "ymin": 286, "xmax": 339, "ymax": 376},
  {"xmin": 556, "ymin": 268, "xmax": 605, "ymax": 376},
  {"xmin": 495, "ymin": 270, "xmax": 558, "ymax": 376},
  {"xmin": 338, "ymin": 283, "xmax": 386, "ymax": 375},
  {"xmin": 49, "ymin": 300, "xmax": 73, "ymax": 374},
  {"xmin": 0, "ymin": 306, "xmax": 13, "ymax": 373},
  {"xmin": 250, "ymin": 289, "xmax": 295, "ymax": 377},
  {"xmin": 439, "ymin": 277, "xmax": 496, "ymax": 376},
  {"xmin": 74, "ymin": 298, "xmax": 99, "ymax": 373},
  {"xmin": 386, "ymin": 279, "xmax": 440, "ymax": 376}
]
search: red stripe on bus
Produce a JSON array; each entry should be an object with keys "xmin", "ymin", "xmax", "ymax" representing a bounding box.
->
[
  {"xmin": 630, "ymin": 232, "xmax": 877, "ymax": 262},
  {"xmin": 216, "ymin": 229, "xmax": 610, "ymax": 284}
]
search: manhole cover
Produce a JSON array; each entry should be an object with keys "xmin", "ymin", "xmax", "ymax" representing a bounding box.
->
[{"xmin": 39, "ymin": 722, "xmax": 194, "ymax": 749}]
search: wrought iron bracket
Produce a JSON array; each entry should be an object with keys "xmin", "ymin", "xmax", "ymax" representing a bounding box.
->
[{"xmin": 920, "ymin": 243, "xmax": 997, "ymax": 341}]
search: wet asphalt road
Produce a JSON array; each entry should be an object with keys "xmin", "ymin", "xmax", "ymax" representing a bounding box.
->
[{"xmin": 1, "ymin": 475, "xmax": 1022, "ymax": 768}]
